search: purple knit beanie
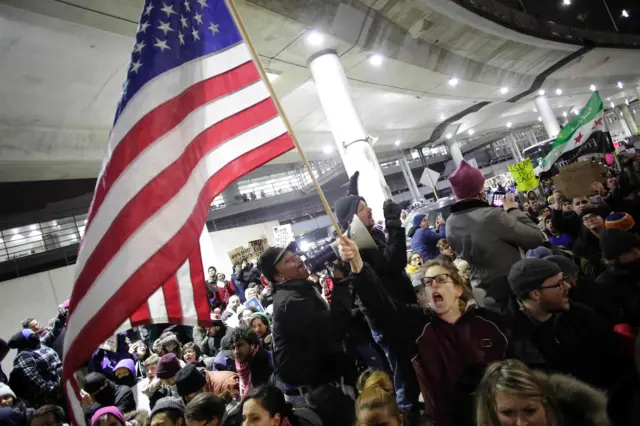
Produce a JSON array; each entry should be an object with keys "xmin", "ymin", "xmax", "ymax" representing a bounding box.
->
[
  {"xmin": 91, "ymin": 406, "xmax": 126, "ymax": 426},
  {"xmin": 448, "ymin": 160, "xmax": 485, "ymax": 200}
]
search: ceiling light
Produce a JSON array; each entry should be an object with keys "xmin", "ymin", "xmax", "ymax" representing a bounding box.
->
[
  {"xmin": 538, "ymin": 116, "xmax": 543, "ymax": 122},
  {"xmin": 573, "ymin": 109, "xmax": 579, "ymax": 115},
  {"xmin": 448, "ymin": 77, "xmax": 459, "ymax": 87},
  {"xmin": 446, "ymin": 133, "xmax": 453, "ymax": 139},
  {"xmin": 322, "ymin": 145, "xmax": 333, "ymax": 154},
  {"xmin": 555, "ymin": 88, "xmax": 563, "ymax": 95},
  {"xmin": 562, "ymin": 111, "xmax": 568, "ymax": 117},
  {"xmin": 618, "ymin": 81, "xmax": 624, "ymax": 89},
  {"xmin": 538, "ymin": 89, "xmax": 546, "ymax": 96},
  {"xmin": 306, "ymin": 31, "xmax": 324, "ymax": 46},
  {"xmin": 468, "ymin": 129, "xmax": 475, "ymax": 135},
  {"xmin": 394, "ymin": 140, "xmax": 401, "ymax": 146},
  {"xmin": 506, "ymin": 122, "xmax": 512, "ymax": 128},
  {"xmin": 439, "ymin": 113, "xmax": 446, "ymax": 121},
  {"xmin": 369, "ymin": 54, "xmax": 383, "ymax": 67},
  {"xmin": 625, "ymin": 98, "xmax": 630, "ymax": 106},
  {"xmin": 622, "ymin": 9, "xmax": 629, "ymax": 18},
  {"xmin": 500, "ymin": 87, "xmax": 509, "ymax": 94},
  {"xmin": 533, "ymin": 107, "xmax": 538, "ymax": 112},
  {"xmin": 610, "ymin": 101, "xmax": 615, "ymax": 108},
  {"xmin": 562, "ymin": 0, "xmax": 571, "ymax": 5},
  {"xmin": 589, "ymin": 84, "xmax": 597, "ymax": 91}
]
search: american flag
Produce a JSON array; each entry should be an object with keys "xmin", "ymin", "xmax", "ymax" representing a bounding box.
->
[{"xmin": 62, "ymin": 0, "xmax": 294, "ymax": 421}]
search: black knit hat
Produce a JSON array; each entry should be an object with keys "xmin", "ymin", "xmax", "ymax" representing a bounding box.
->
[
  {"xmin": 600, "ymin": 229, "xmax": 640, "ymax": 261},
  {"xmin": 334, "ymin": 171, "xmax": 366, "ymax": 231},
  {"xmin": 83, "ymin": 372, "xmax": 108, "ymax": 394},
  {"xmin": 151, "ymin": 397, "xmax": 185, "ymax": 419},
  {"xmin": 508, "ymin": 258, "xmax": 562, "ymax": 299},
  {"xmin": 174, "ymin": 364, "xmax": 206, "ymax": 397},
  {"xmin": 579, "ymin": 204, "xmax": 609, "ymax": 219}
]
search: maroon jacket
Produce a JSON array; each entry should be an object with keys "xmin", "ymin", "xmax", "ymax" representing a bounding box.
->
[{"xmin": 411, "ymin": 307, "xmax": 507, "ymax": 426}]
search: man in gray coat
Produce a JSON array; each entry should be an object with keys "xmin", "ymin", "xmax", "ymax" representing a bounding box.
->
[{"xmin": 446, "ymin": 160, "xmax": 545, "ymax": 309}]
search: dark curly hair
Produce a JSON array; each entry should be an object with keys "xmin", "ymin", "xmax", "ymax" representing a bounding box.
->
[{"xmin": 228, "ymin": 325, "xmax": 259, "ymax": 347}]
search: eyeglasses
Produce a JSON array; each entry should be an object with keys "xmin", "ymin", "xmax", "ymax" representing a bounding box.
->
[
  {"xmin": 539, "ymin": 279, "xmax": 568, "ymax": 291},
  {"xmin": 422, "ymin": 273, "xmax": 451, "ymax": 287},
  {"xmin": 582, "ymin": 214, "xmax": 599, "ymax": 222}
]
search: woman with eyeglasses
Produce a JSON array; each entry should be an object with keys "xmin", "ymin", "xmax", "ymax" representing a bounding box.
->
[{"xmin": 339, "ymin": 237, "xmax": 507, "ymax": 426}]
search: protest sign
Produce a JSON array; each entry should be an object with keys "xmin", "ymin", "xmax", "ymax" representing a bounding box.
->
[
  {"xmin": 249, "ymin": 236, "xmax": 269, "ymax": 259},
  {"xmin": 273, "ymin": 224, "xmax": 294, "ymax": 247},
  {"xmin": 553, "ymin": 161, "xmax": 606, "ymax": 199},
  {"xmin": 244, "ymin": 297, "xmax": 265, "ymax": 313},
  {"xmin": 99, "ymin": 335, "xmax": 118, "ymax": 353},
  {"xmin": 508, "ymin": 158, "xmax": 539, "ymax": 192},
  {"xmin": 228, "ymin": 245, "xmax": 255, "ymax": 265}
]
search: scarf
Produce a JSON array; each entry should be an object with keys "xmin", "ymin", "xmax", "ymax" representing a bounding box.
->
[{"xmin": 235, "ymin": 345, "xmax": 259, "ymax": 397}]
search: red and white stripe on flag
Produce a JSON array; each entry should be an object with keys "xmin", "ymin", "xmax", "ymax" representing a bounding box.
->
[{"xmin": 61, "ymin": 1, "xmax": 295, "ymax": 423}]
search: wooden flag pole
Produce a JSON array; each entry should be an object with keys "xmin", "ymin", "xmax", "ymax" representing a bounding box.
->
[{"xmin": 228, "ymin": 0, "xmax": 345, "ymax": 240}]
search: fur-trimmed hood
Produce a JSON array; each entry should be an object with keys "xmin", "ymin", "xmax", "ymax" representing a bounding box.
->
[{"xmin": 537, "ymin": 371, "xmax": 610, "ymax": 426}]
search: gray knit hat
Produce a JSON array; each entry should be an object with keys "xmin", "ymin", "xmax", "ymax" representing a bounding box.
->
[
  {"xmin": 151, "ymin": 397, "xmax": 185, "ymax": 419},
  {"xmin": 508, "ymin": 258, "xmax": 562, "ymax": 299},
  {"xmin": 544, "ymin": 255, "xmax": 579, "ymax": 278}
]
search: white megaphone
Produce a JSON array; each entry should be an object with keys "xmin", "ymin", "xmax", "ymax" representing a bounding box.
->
[{"xmin": 330, "ymin": 214, "xmax": 378, "ymax": 254}]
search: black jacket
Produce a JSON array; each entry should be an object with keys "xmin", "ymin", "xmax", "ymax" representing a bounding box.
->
[
  {"xmin": 595, "ymin": 265, "xmax": 640, "ymax": 327},
  {"xmin": 84, "ymin": 382, "xmax": 136, "ymax": 424},
  {"xmin": 271, "ymin": 278, "xmax": 352, "ymax": 386},
  {"xmin": 551, "ymin": 209, "xmax": 581, "ymax": 241},
  {"xmin": 359, "ymin": 219, "xmax": 416, "ymax": 306},
  {"xmin": 504, "ymin": 297, "xmax": 631, "ymax": 389}
]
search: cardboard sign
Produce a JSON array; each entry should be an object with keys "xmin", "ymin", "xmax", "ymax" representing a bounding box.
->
[
  {"xmin": 99, "ymin": 335, "xmax": 118, "ymax": 353},
  {"xmin": 248, "ymin": 237, "xmax": 269, "ymax": 259},
  {"xmin": 553, "ymin": 161, "xmax": 607, "ymax": 199},
  {"xmin": 273, "ymin": 224, "xmax": 294, "ymax": 247},
  {"xmin": 508, "ymin": 158, "xmax": 539, "ymax": 193},
  {"xmin": 228, "ymin": 245, "xmax": 255, "ymax": 266}
]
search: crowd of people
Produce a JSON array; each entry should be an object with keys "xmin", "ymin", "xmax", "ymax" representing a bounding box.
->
[{"xmin": 2, "ymin": 155, "xmax": 640, "ymax": 426}]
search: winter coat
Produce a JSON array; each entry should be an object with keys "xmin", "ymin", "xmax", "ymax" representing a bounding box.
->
[
  {"xmin": 0, "ymin": 339, "xmax": 8, "ymax": 384},
  {"xmin": 446, "ymin": 199, "xmax": 545, "ymax": 306},
  {"xmin": 409, "ymin": 224, "xmax": 446, "ymax": 260},
  {"xmin": 595, "ymin": 264, "xmax": 640, "ymax": 327},
  {"xmin": 213, "ymin": 352, "xmax": 236, "ymax": 372},
  {"xmin": 193, "ymin": 326, "xmax": 224, "ymax": 358},
  {"xmin": 413, "ymin": 307, "xmax": 508, "ymax": 426},
  {"xmin": 231, "ymin": 273, "xmax": 246, "ymax": 302},
  {"xmin": 84, "ymin": 381, "xmax": 136, "ymax": 424},
  {"xmin": 545, "ymin": 230, "xmax": 574, "ymax": 249},
  {"xmin": 350, "ymin": 264, "xmax": 505, "ymax": 426},
  {"xmin": 572, "ymin": 227, "xmax": 605, "ymax": 273},
  {"xmin": 503, "ymin": 297, "xmax": 632, "ymax": 389},
  {"xmin": 271, "ymin": 277, "xmax": 352, "ymax": 386},
  {"xmin": 551, "ymin": 209, "xmax": 582, "ymax": 240},
  {"xmin": 540, "ymin": 371, "xmax": 610, "ymax": 426}
]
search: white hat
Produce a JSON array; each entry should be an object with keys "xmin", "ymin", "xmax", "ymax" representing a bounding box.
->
[{"xmin": 0, "ymin": 382, "xmax": 16, "ymax": 399}]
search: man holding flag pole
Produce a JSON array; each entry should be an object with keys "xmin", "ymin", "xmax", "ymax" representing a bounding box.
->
[{"xmin": 61, "ymin": 0, "xmax": 352, "ymax": 423}]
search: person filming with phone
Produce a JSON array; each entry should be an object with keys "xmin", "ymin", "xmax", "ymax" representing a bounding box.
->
[{"xmin": 445, "ymin": 161, "xmax": 545, "ymax": 310}]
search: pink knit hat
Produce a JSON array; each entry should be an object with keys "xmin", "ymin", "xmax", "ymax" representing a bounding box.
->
[
  {"xmin": 448, "ymin": 160, "xmax": 485, "ymax": 200},
  {"xmin": 91, "ymin": 406, "xmax": 125, "ymax": 426}
]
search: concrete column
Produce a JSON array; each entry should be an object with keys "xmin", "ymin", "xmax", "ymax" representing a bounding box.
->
[
  {"xmin": 527, "ymin": 128, "xmax": 538, "ymax": 145},
  {"xmin": 400, "ymin": 157, "xmax": 422, "ymax": 202},
  {"xmin": 308, "ymin": 50, "xmax": 391, "ymax": 222},
  {"xmin": 621, "ymin": 105, "xmax": 639, "ymax": 135},
  {"xmin": 509, "ymin": 135, "xmax": 524, "ymax": 162},
  {"xmin": 445, "ymin": 137, "xmax": 464, "ymax": 167},
  {"xmin": 534, "ymin": 95, "xmax": 561, "ymax": 139}
]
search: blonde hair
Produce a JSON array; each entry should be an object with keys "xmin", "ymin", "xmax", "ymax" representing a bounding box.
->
[
  {"xmin": 436, "ymin": 239, "xmax": 450, "ymax": 251},
  {"xmin": 453, "ymin": 258, "xmax": 469, "ymax": 274},
  {"xmin": 476, "ymin": 360, "xmax": 561, "ymax": 426},
  {"xmin": 356, "ymin": 370, "xmax": 402, "ymax": 425}
]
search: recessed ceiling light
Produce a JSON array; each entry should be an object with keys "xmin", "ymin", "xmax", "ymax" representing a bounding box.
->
[
  {"xmin": 622, "ymin": 9, "xmax": 629, "ymax": 18},
  {"xmin": 618, "ymin": 81, "xmax": 624, "ymax": 89},
  {"xmin": 589, "ymin": 85, "xmax": 597, "ymax": 92},
  {"xmin": 468, "ymin": 129, "xmax": 475, "ymax": 135},
  {"xmin": 538, "ymin": 89, "xmax": 546, "ymax": 96},
  {"xmin": 562, "ymin": 0, "xmax": 571, "ymax": 5},
  {"xmin": 323, "ymin": 145, "xmax": 333, "ymax": 154},
  {"xmin": 446, "ymin": 133, "xmax": 453, "ymax": 139},
  {"xmin": 500, "ymin": 87, "xmax": 509, "ymax": 94},
  {"xmin": 538, "ymin": 116, "xmax": 543, "ymax": 122},
  {"xmin": 394, "ymin": 140, "xmax": 401, "ymax": 146},
  {"xmin": 306, "ymin": 31, "xmax": 324, "ymax": 46},
  {"xmin": 448, "ymin": 77, "xmax": 459, "ymax": 87},
  {"xmin": 562, "ymin": 111, "xmax": 568, "ymax": 117},
  {"xmin": 369, "ymin": 54, "xmax": 384, "ymax": 67},
  {"xmin": 611, "ymin": 101, "xmax": 615, "ymax": 108},
  {"xmin": 555, "ymin": 88, "xmax": 563, "ymax": 95},
  {"xmin": 506, "ymin": 122, "xmax": 512, "ymax": 128}
]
